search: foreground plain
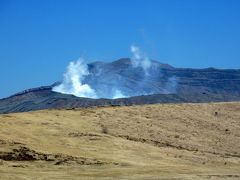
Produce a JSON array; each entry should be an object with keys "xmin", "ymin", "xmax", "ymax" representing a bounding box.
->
[{"xmin": 0, "ymin": 102, "xmax": 240, "ymax": 179}]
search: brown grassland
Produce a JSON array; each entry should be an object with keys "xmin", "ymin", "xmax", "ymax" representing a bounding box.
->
[{"xmin": 0, "ymin": 102, "xmax": 240, "ymax": 179}]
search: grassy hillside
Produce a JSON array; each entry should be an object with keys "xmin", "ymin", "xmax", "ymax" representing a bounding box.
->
[{"xmin": 0, "ymin": 102, "xmax": 240, "ymax": 179}]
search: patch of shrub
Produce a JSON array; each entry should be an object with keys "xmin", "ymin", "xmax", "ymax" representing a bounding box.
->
[{"xmin": 101, "ymin": 126, "xmax": 108, "ymax": 134}]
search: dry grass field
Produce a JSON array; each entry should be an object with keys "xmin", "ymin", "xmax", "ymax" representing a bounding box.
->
[{"xmin": 0, "ymin": 102, "xmax": 240, "ymax": 179}]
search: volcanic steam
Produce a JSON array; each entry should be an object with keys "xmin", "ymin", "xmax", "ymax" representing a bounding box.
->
[{"xmin": 52, "ymin": 46, "xmax": 178, "ymax": 99}]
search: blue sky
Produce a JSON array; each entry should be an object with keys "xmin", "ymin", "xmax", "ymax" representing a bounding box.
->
[{"xmin": 0, "ymin": 0, "xmax": 240, "ymax": 98}]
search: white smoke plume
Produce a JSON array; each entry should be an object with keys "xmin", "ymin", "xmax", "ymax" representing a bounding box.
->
[
  {"xmin": 112, "ymin": 90, "xmax": 126, "ymax": 99},
  {"xmin": 52, "ymin": 58, "xmax": 97, "ymax": 98},
  {"xmin": 130, "ymin": 45, "xmax": 151, "ymax": 73},
  {"xmin": 52, "ymin": 45, "xmax": 178, "ymax": 99}
]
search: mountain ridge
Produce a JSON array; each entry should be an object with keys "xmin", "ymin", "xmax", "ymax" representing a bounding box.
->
[{"xmin": 1, "ymin": 58, "xmax": 240, "ymax": 113}]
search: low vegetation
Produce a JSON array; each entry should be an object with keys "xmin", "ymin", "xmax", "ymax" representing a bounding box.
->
[{"xmin": 0, "ymin": 102, "xmax": 240, "ymax": 179}]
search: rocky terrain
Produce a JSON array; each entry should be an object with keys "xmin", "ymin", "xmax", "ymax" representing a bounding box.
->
[
  {"xmin": 0, "ymin": 102, "xmax": 240, "ymax": 179},
  {"xmin": 1, "ymin": 58, "xmax": 240, "ymax": 114},
  {"xmin": 86, "ymin": 58, "xmax": 240, "ymax": 99}
]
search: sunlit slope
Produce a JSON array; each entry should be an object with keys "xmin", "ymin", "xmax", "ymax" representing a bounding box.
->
[{"xmin": 0, "ymin": 102, "xmax": 240, "ymax": 179}]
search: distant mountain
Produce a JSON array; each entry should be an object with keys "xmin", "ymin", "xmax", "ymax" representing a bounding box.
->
[
  {"xmin": 86, "ymin": 58, "xmax": 240, "ymax": 99},
  {"xmin": 85, "ymin": 58, "xmax": 177, "ymax": 98},
  {"xmin": 1, "ymin": 58, "xmax": 240, "ymax": 114}
]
